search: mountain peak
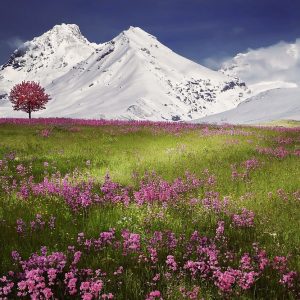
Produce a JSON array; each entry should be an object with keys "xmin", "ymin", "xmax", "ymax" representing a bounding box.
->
[
  {"xmin": 120, "ymin": 26, "xmax": 157, "ymax": 42},
  {"xmin": 50, "ymin": 23, "xmax": 82, "ymax": 37},
  {"xmin": 125, "ymin": 26, "xmax": 147, "ymax": 33},
  {"xmin": 127, "ymin": 26, "xmax": 140, "ymax": 31},
  {"xmin": 0, "ymin": 22, "xmax": 96, "ymax": 86},
  {"xmin": 37, "ymin": 23, "xmax": 88, "ymax": 45}
]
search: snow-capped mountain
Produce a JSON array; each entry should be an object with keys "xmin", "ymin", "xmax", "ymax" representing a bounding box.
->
[
  {"xmin": 0, "ymin": 24, "xmax": 249, "ymax": 121},
  {"xmin": 192, "ymin": 39, "xmax": 300, "ymax": 125},
  {"xmin": 0, "ymin": 24, "xmax": 97, "ymax": 96},
  {"xmin": 192, "ymin": 87, "xmax": 300, "ymax": 125},
  {"xmin": 221, "ymin": 39, "xmax": 300, "ymax": 95}
]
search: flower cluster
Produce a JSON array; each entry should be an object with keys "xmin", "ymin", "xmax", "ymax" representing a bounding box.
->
[
  {"xmin": 231, "ymin": 158, "xmax": 260, "ymax": 181},
  {"xmin": 1, "ymin": 221, "xmax": 300, "ymax": 298},
  {"xmin": 3, "ymin": 168, "xmax": 208, "ymax": 212},
  {"xmin": 232, "ymin": 208, "xmax": 255, "ymax": 228},
  {"xmin": 134, "ymin": 172, "xmax": 202, "ymax": 205},
  {"xmin": 4, "ymin": 247, "xmax": 114, "ymax": 299},
  {"xmin": 256, "ymin": 146, "xmax": 291, "ymax": 159},
  {"xmin": 16, "ymin": 215, "xmax": 56, "ymax": 235}
]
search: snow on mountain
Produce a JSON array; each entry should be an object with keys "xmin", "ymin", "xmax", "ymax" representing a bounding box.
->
[
  {"xmin": 0, "ymin": 24, "xmax": 249, "ymax": 121},
  {"xmin": 0, "ymin": 23, "xmax": 97, "ymax": 99},
  {"xmin": 192, "ymin": 87, "xmax": 300, "ymax": 125},
  {"xmin": 194, "ymin": 39, "xmax": 300, "ymax": 125},
  {"xmin": 221, "ymin": 39, "xmax": 300, "ymax": 95}
]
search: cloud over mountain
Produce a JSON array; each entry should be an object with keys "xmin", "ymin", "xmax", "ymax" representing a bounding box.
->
[{"xmin": 221, "ymin": 39, "xmax": 300, "ymax": 94}]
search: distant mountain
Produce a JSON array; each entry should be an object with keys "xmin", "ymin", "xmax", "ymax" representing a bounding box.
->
[
  {"xmin": 221, "ymin": 39, "xmax": 300, "ymax": 95},
  {"xmin": 193, "ymin": 39, "xmax": 300, "ymax": 125},
  {"xmin": 0, "ymin": 24, "xmax": 249, "ymax": 120},
  {"xmin": 192, "ymin": 87, "xmax": 300, "ymax": 124}
]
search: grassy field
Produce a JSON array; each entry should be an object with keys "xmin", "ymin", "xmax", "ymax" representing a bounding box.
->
[
  {"xmin": 260, "ymin": 120, "xmax": 300, "ymax": 128},
  {"xmin": 0, "ymin": 119, "xmax": 299, "ymax": 299}
]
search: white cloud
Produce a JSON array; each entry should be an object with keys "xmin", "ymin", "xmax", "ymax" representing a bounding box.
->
[
  {"xmin": 201, "ymin": 55, "xmax": 231, "ymax": 70},
  {"xmin": 6, "ymin": 37, "xmax": 25, "ymax": 50},
  {"xmin": 221, "ymin": 38, "xmax": 300, "ymax": 86}
]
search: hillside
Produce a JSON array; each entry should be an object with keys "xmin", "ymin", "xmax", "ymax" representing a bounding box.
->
[{"xmin": 193, "ymin": 87, "xmax": 300, "ymax": 124}]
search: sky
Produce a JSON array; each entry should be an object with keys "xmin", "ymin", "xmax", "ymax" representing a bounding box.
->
[{"xmin": 1, "ymin": 0, "xmax": 300, "ymax": 69}]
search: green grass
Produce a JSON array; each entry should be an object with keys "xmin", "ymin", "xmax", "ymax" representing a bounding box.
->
[
  {"xmin": 0, "ymin": 122, "xmax": 299, "ymax": 299},
  {"xmin": 260, "ymin": 120, "xmax": 300, "ymax": 127}
]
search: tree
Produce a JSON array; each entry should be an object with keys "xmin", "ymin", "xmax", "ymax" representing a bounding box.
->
[{"xmin": 9, "ymin": 81, "xmax": 50, "ymax": 119}]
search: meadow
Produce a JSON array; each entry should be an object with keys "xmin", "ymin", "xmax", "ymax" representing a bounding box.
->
[{"xmin": 0, "ymin": 118, "xmax": 299, "ymax": 299}]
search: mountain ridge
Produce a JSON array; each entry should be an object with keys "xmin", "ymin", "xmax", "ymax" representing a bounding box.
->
[{"xmin": 0, "ymin": 24, "xmax": 249, "ymax": 121}]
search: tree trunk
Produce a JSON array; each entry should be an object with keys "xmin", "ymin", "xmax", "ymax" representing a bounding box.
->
[{"xmin": 28, "ymin": 109, "xmax": 31, "ymax": 119}]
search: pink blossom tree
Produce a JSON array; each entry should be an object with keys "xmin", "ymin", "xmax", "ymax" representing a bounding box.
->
[{"xmin": 9, "ymin": 81, "xmax": 50, "ymax": 119}]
